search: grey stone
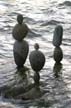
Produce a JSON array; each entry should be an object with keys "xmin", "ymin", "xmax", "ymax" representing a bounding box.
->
[
  {"xmin": 12, "ymin": 23, "xmax": 29, "ymax": 41},
  {"xmin": 29, "ymin": 43, "xmax": 45, "ymax": 72},
  {"xmin": 17, "ymin": 14, "xmax": 23, "ymax": 24},
  {"xmin": 53, "ymin": 47, "xmax": 63, "ymax": 63},
  {"xmin": 53, "ymin": 25, "xmax": 63, "ymax": 47},
  {"xmin": 13, "ymin": 40, "xmax": 29, "ymax": 67}
]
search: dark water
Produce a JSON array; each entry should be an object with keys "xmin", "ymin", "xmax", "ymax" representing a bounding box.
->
[{"xmin": 0, "ymin": 0, "xmax": 71, "ymax": 107}]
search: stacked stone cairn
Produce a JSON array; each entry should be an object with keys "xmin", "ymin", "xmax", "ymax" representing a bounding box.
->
[
  {"xmin": 29, "ymin": 43, "xmax": 45, "ymax": 84},
  {"xmin": 53, "ymin": 25, "xmax": 63, "ymax": 63},
  {"xmin": 12, "ymin": 14, "xmax": 29, "ymax": 67}
]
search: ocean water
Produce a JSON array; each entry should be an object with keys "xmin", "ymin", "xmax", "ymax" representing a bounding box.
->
[{"xmin": 0, "ymin": 0, "xmax": 71, "ymax": 107}]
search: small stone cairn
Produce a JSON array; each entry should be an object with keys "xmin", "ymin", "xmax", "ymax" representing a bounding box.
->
[
  {"xmin": 12, "ymin": 14, "xmax": 29, "ymax": 67},
  {"xmin": 29, "ymin": 43, "xmax": 45, "ymax": 84},
  {"xmin": 53, "ymin": 25, "xmax": 63, "ymax": 63}
]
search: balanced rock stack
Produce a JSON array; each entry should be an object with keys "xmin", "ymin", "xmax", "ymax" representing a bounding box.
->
[
  {"xmin": 29, "ymin": 43, "xmax": 45, "ymax": 83},
  {"xmin": 53, "ymin": 25, "xmax": 63, "ymax": 63},
  {"xmin": 12, "ymin": 14, "xmax": 29, "ymax": 67}
]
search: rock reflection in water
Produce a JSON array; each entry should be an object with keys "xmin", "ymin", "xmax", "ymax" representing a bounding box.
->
[
  {"xmin": 53, "ymin": 63, "xmax": 62, "ymax": 78},
  {"xmin": 52, "ymin": 62, "xmax": 71, "ymax": 108}
]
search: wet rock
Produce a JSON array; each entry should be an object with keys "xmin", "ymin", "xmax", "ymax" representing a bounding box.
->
[
  {"xmin": 4, "ymin": 86, "xmax": 26, "ymax": 98},
  {"xmin": 53, "ymin": 47, "xmax": 63, "ymax": 63},
  {"xmin": 29, "ymin": 43, "xmax": 45, "ymax": 72},
  {"xmin": 17, "ymin": 86, "xmax": 44, "ymax": 100},
  {"xmin": 4, "ymin": 83, "xmax": 35, "ymax": 99},
  {"xmin": 53, "ymin": 25, "xmax": 63, "ymax": 47},
  {"xmin": 12, "ymin": 14, "xmax": 29, "ymax": 41},
  {"xmin": 13, "ymin": 40, "xmax": 29, "ymax": 67}
]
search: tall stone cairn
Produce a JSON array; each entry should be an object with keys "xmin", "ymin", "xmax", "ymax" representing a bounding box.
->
[
  {"xmin": 12, "ymin": 14, "xmax": 29, "ymax": 67},
  {"xmin": 29, "ymin": 43, "xmax": 45, "ymax": 84},
  {"xmin": 53, "ymin": 25, "xmax": 63, "ymax": 63}
]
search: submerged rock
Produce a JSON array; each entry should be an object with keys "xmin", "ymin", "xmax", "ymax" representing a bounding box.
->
[
  {"xmin": 29, "ymin": 43, "xmax": 45, "ymax": 72},
  {"xmin": 13, "ymin": 40, "xmax": 29, "ymax": 67},
  {"xmin": 53, "ymin": 47, "xmax": 63, "ymax": 63},
  {"xmin": 12, "ymin": 14, "xmax": 29, "ymax": 41},
  {"xmin": 53, "ymin": 25, "xmax": 63, "ymax": 47},
  {"xmin": 18, "ymin": 86, "xmax": 44, "ymax": 100}
]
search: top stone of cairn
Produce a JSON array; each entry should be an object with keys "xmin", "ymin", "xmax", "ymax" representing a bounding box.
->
[
  {"xmin": 17, "ymin": 14, "xmax": 23, "ymax": 24},
  {"xmin": 53, "ymin": 25, "xmax": 63, "ymax": 47}
]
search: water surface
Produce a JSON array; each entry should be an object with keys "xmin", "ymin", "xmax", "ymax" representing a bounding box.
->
[{"xmin": 0, "ymin": 0, "xmax": 71, "ymax": 107}]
